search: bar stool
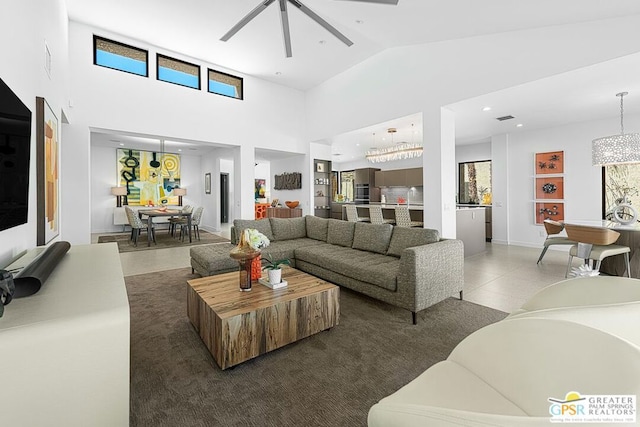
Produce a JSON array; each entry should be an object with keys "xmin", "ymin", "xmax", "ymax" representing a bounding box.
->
[
  {"xmin": 564, "ymin": 224, "xmax": 631, "ymax": 278},
  {"xmin": 369, "ymin": 205, "xmax": 395, "ymax": 225},
  {"xmin": 394, "ymin": 206, "xmax": 423, "ymax": 228},
  {"xmin": 345, "ymin": 204, "xmax": 369, "ymax": 222},
  {"xmin": 537, "ymin": 219, "xmax": 577, "ymax": 264}
]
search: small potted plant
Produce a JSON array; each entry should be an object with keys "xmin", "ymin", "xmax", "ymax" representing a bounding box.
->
[{"xmin": 262, "ymin": 254, "xmax": 290, "ymax": 285}]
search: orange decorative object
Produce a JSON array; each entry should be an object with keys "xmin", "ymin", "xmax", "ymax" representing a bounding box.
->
[
  {"xmin": 251, "ymin": 255, "xmax": 262, "ymax": 280},
  {"xmin": 285, "ymin": 200, "xmax": 299, "ymax": 209},
  {"xmin": 254, "ymin": 203, "xmax": 270, "ymax": 219}
]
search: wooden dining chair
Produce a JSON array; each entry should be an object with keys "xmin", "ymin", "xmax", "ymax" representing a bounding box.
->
[
  {"xmin": 564, "ymin": 224, "xmax": 631, "ymax": 278},
  {"xmin": 537, "ymin": 219, "xmax": 577, "ymax": 264}
]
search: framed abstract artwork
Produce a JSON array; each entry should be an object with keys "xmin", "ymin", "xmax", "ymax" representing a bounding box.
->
[
  {"xmin": 535, "ymin": 202, "xmax": 565, "ymax": 225},
  {"xmin": 535, "ymin": 176, "xmax": 564, "ymax": 200},
  {"xmin": 534, "ymin": 151, "xmax": 565, "ymax": 225},
  {"xmin": 36, "ymin": 97, "xmax": 59, "ymax": 245},
  {"xmin": 205, "ymin": 173, "xmax": 211, "ymax": 194},
  {"xmin": 116, "ymin": 148, "xmax": 181, "ymax": 205},
  {"xmin": 535, "ymin": 150, "xmax": 564, "ymax": 174}
]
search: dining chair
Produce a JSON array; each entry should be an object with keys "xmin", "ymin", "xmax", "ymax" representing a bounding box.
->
[
  {"xmin": 536, "ymin": 219, "xmax": 577, "ymax": 264},
  {"xmin": 345, "ymin": 204, "xmax": 369, "ymax": 222},
  {"xmin": 564, "ymin": 224, "xmax": 631, "ymax": 278},
  {"xmin": 368, "ymin": 205, "xmax": 395, "ymax": 225},
  {"xmin": 169, "ymin": 205, "xmax": 192, "ymax": 237},
  {"xmin": 125, "ymin": 206, "xmax": 156, "ymax": 247},
  {"xmin": 394, "ymin": 206, "xmax": 424, "ymax": 228},
  {"xmin": 180, "ymin": 206, "xmax": 204, "ymax": 241}
]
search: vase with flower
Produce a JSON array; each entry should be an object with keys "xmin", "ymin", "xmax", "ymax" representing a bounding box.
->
[{"xmin": 229, "ymin": 228, "xmax": 270, "ymax": 291}]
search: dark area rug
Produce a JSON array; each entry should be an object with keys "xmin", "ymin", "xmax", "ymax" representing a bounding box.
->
[
  {"xmin": 126, "ymin": 268, "xmax": 507, "ymax": 427},
  {"xmin": 98, "ymin": 230, "xmax": 229, "ymax": 253}
]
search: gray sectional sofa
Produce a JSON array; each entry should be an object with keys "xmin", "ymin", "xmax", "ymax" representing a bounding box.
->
[{"xmin": 190, "ymin": 215, "xmax": 464, "ymax": 323}]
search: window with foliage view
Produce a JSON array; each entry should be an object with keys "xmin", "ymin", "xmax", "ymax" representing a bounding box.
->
[
  {"xmin": 208, "ymin": 69, "xmax": 243, "ymax": 99},
  {"xmin": 458, "ymin": 160, "xmax": 492, "ymax": 205},
  {"xmin": 603, "ymin": 164, "xmax": 640, "ymax": 223},
  {"xmin": 157, "ymin": 54, "xmax": 200, "ymax": 89},
  {"xmin": 93, "ymin": 36, "xmax": 148, "ymax": 77}
]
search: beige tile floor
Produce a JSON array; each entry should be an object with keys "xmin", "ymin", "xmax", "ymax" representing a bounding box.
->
[{"xmin": 94, "ymin": 225, "xmax": 575, "ymax": 314}]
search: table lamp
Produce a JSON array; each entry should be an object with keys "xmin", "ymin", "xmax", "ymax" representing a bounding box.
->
[
  {"xmin": 174, "ymin": 188, "xmax": 187, "ymax": 206},
  {"xmin": 111, "ymin": 186, "xmax": 128, "ymax": 207}
]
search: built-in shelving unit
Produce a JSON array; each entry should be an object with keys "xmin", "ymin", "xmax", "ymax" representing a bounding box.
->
[{"xmin": 314, "ymin": 159, "xmax": 331, "ymax": 218}]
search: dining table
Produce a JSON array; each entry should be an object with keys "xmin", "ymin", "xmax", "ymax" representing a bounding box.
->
[
  {"xmin": 138, "ymin": 208, "xmax": 192, "ymax": 247},
  {"xmin": 563, "ymin": 219, "xmax": 640, "ymax": 278}
]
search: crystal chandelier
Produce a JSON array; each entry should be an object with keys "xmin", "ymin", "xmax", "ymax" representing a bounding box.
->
[
  {"xmin": 366, "ymin": 127, "xmax": 423, "ymax": 163},
  {"xmin": 592, "ymin": 92, "xmax": 640, "ymax": 166}
]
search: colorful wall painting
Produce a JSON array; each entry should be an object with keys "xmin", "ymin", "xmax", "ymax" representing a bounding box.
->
[
  {"xmin": 255, "ymin": 178, "xmax": 266, "ymax": 200},
  {"xmin": 117, "ymin": 148, "xmax": 181, "ymax": 205},
  {"xmin": 36, "ymin": 97, "xmax": 59, "ymax": 245}
]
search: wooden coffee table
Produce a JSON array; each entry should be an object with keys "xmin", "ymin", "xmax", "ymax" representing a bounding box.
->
[{"xmin": 187, "ymin": 267, "xmax": 340, "ymax": 369}]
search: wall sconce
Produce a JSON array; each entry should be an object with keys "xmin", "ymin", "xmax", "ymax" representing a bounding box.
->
[
  {"xmin": 173, "ymin": 188, "xmax": 187, "ymax": 206},
  {"xmin": 111, "ymin": 186, "xmax": 128, "ymax": 207}
]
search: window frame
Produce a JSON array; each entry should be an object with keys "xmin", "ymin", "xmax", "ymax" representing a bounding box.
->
[
  {"xmin": 93, "ymin": 35, "xmax": 149, "ymax": 77},
  {"xmin": 156, "ymin": 53, "xmax": 201, "ymax": 90},
  {"xmin": 207, "ymin": 68, "xmax": 243, "ymax": 100}
]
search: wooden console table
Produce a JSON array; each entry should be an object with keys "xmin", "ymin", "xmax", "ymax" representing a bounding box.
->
[{"xmin": 267, "ymin": 207, "xmax": 303, "ymax": 218}]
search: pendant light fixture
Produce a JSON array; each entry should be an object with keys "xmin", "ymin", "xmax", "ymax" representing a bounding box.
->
[
  {"xmin": 366, "ymin": 126, "xmax": 423, "ymax": 163},
  {"xmin": 592, "ymin": 92, "xmax": 640, "ymax": 166}
]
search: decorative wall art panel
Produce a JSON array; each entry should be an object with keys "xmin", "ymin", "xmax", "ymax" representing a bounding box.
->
[
  {"xmin": 535, "ymin": 177, "xmax": 564, "ymax": 200},
  {"xmin": 117, "ymin": 149, "xmax": 181, "ymax": 205},
  {"xmin": 535, "ymin": 151, "xmax": 564, "ymax": 174},
  {"xmin": 255, "ymin": 178, "xmax": 266, "ymax": 200},
  {"xmin": 535, "ymin": 202, "xmax": 564, "ymax": 225},
  {"xmin": 36, "ymin": 97, "xmax": 60, "ymax": 245}
]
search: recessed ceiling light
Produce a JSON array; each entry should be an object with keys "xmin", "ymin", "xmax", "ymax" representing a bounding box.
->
[
  {"xmin": 275, "ymin": 71, "xmax": 282, "ymax": 75},
  {"xmin": 178, "ymin": 149, "xmax": 182, "ymax": 152},
  {"xmin": 356, "ymin": 143, "xmax": 360, "ymax": 146},
  {"xmin": 482, "ymin": 106, "xmax": 492, "ymax": 112},
  {"xmin": 382, "ymin": 137, "xmax": 386, "ymax": 141},
  {"xmin": 516, "ymin": 123, "xmax": 523, "ymax": 128},
  {"xmin": 119, "ymin": 143, "xmax": 124, "ymax": 146}
]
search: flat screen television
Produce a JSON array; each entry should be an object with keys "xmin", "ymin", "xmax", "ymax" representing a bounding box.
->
[{"xmin": 0, "ymin": 77, "xmax": 32, "ymax": 232}]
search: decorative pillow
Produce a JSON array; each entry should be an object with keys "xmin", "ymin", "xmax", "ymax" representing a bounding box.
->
[
  {"xmin": 326, "ymin": 219, "xmax": 355, "ymax": 247},
  {"xmin": 270, "ymin": 217, "xmax": 307, "ymax": 241},
  {"xmin": 233, "ymin": 219, "xmax": 274, "ymax": 242},
  {"xmin": 387, "ymin": 227, "xmax": 440, "ymax": 257},
  {"xmin": 306, "ymin": 215, "xmax": 329, "ymax": 241},
  {"xmin": 352, "ymin": 222, "xmax": 393, "ymax": 255}
]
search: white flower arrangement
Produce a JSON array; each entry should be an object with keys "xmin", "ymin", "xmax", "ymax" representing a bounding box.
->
[
  {"xmin": 570, "ymin": 264, "xmax": 600, "ymax": 278},
  {"xmin": 243, "ymin": 228, "xmax": 270, "ymax": 250}
]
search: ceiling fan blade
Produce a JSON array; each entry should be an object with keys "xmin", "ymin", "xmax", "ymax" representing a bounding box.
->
[
  {"xmin": 279, "ymin": 0, "xmax": 293, "ymax": 57},
  {"xmin": 336, "ymin": 0, "xmax": 399, "ymax": 4},
  {"xmin": 289, "ymin": 0, "xmax": 353, "ymax": 47},
  {"xmin": 220, "ymin": 0, "xmax": 276, "ymax": 42}
]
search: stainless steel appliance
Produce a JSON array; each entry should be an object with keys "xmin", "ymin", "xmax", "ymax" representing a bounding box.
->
[{"xmin": 355, "ymin": 184, "xmax": 370, "ymax": 204}]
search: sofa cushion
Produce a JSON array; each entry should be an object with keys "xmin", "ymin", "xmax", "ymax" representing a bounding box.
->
[
  {"xmin": 306, "ymin": 215, "xmax": 329, "ymax": 241},
  {"xmin": 352, "ymin": 222, "xmax": 394, "ymax": 255},
  {"xmin": 270, "ymin": 217, "xmax": 307, "ymax": 241},
  {"xmin": 295, "ymin": 244, "xmax": 399, "ymax": 291},
  {"xmin": 262, "ymin": 238, "xmax": 324, "ymax": 264},
  {"xmin": 327, "ymin": 219, "xmax": 355, "ymax": 247},
  {"xmin": 233, "ymin": 219, "xmax": 274, "ymax": 242},
  {"xmin": 387, "ymin": 227, "xmax": 440, "ymax": 257}
]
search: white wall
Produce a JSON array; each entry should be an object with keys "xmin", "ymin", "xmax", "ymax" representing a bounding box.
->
[
  {"xmin": 501, "ymin": 114, "xmax": 640, "ymax": 249},
  {"xmin": 64, "ymin": 21, "xmax": 308, "ymax": 243},
  {"xmin": 305, "ymin": 15, "xmax": 640, "ymax": 236},
  {"xmin": 456, "ymin": 142, "xmax": 491, "ymax": 164},
  {"xmin": 0, "ymin": 0, "xmax": 69, "ymax": 266}
]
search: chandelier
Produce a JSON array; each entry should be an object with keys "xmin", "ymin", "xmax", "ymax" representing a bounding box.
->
[
  {"xmin": 366, "ymin": 127, "xmax": 423, "ymax": 163},
  {"xmin": 592, "ymin": 92, "xmax": 640, "ymax": 165}
]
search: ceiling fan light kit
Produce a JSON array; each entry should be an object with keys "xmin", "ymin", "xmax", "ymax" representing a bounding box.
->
[
  {"xmin": 592, "ymin": 92, "xmax": 640, "ymax": 166},
  {"xmin": 220, "ymin": 0, "xmax": 398, "ymax": 57}
]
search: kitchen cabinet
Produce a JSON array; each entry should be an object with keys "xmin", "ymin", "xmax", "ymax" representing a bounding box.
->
[
  {"xmin": 314, "ymin": 159, "xmax": 332, "ymax": 218},
  {"xmin": 355, "ymin": 168, "xmax": 379, "ymax": 185},
  {"xmin": 385, "ymin": 169, "xmax": 407, "ymax": 187},
  {"xmin": 374, "ymin": 167, "xmax": 423, "ymax": 187},
  {"xmin": 406, "ymin": 168, "xmax": 423, "ymax": 187},
  {"xmin": 374, "ymin": 171, "xmax": 385, "ymax": 187}
]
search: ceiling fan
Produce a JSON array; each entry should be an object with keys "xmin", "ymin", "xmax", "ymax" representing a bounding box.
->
[{"xmin": 220, "ymin": 0, "xmax": 399, "ymax": 58}]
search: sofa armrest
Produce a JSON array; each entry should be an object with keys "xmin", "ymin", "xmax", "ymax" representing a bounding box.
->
[{"xmin": 397, "ymin": 239, "xmax": 464, "ymax": 312}]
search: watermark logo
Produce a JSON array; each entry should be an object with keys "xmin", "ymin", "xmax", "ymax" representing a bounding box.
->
[{"xmin": 548, "ymin": 391, "xmax": 636, "ymax": 423}]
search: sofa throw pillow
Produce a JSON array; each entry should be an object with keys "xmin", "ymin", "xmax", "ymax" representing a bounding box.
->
[
  {"xmin": 352, "ymin": 222, "xmax": 393, "ymax": 255},
  {"xmin": 387, "ymin": 227, "xmax": 440, "ymax": 257},
  {"xmin": 306, "ymin": 215, "xmax": 329, "ymax": 241},
  {"xmin": 326, "ymin": 219, "xmax": 355, "ymax": 247},
  {"xmin": 233, "ymin": 219, "xmax": 274, "ymax": 242},
  {"xmin": 270, "ymin": 217, "xmax": 307, "ymax": 241}
]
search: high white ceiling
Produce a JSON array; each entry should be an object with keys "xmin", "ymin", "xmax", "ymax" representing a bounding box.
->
[
  {"xmin": 65, "ymin": 0, "xmax": 640, "ymax": 90},
  {"xmin": 73, "ymin": 1, "xmax": 640, "ymax": 162}
]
